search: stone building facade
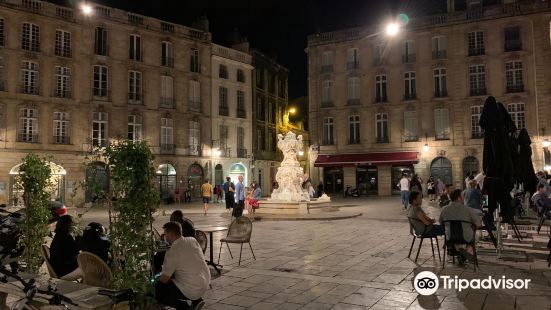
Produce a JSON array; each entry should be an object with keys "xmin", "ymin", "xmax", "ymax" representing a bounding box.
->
[{"xmin": 307, "ymin": 0, "xmax": 551, "ymax": 196}]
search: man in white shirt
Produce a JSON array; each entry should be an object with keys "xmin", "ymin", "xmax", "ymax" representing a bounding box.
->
[
  {"xmin": 156, "ymin": 221, "xmax": 210, "ymax": 310},
  {"xmin": 398, "ymin": 174, "xmax": 410, "ymax": 209}
]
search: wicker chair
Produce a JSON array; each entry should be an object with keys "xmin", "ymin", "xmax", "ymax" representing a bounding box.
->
[
  {"xmin": 195, "ymin": 230, "xmax": 208, "ymax": 254},
  {"xmin": 217, "ymin": 216, "xmax": 256, "ymax": 266},
  {"xmin": 77, "ymin": 251, "xmax": 113, "ymax": 288},
  {"xmin": 41, "ymin": 244, "xmax": 59, "ymax": 279}
]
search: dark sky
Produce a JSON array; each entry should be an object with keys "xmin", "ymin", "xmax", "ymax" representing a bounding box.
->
[{"xmin": 74, "ymin": 0, "xmax": 442, "ymax": 98}]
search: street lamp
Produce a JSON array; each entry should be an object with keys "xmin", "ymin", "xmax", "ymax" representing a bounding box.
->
[
  {"xmin": 385, "ymin": 22, "xmax": 400, "ymax": 37},
  {"xmin": 284, "ymin": 107, "xmax": 297, "ymax": 132},
  {"xmin": 543, "ymin": 139, "xmax": 550, "ymax": 148},
  {"xmin": 422, "ymin": 133, "xmax": 429, "ymax": 152},
  {"xmin": 80, "ymin": 2, "xmax": 93, "ymax": 16}
]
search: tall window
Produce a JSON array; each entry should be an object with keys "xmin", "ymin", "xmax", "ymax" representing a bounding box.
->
[
  {"xmin": 160, "ymin": 117, "xmax": 173, "ymax": 146},
  {"xmin": 93, "ymin": 65, "xmax": 108, "ymax": 98},
  {"xmin": 404, "ymin": 71, "xmax": 416, "ymax": 100},
  {"xmin": 20, "ymin": 61, "xmax": 39, "ymax": 95},
  {"xmin": 237, "ymin": 90, "xmax": 245, "ymax": 118},
  {"xmin": 92, "ymin": 112, "xmax": 108, "ymax": 147},
  {"xmin": 504, "ymin": 26, "xmax": 521, "ymax": 52},
  {"xmin": 347, "ymin": 77, "xmax": 360, "ymax": 103},
  {"xmin": 257, "ymin": 127, "xmax": 265, "ymax": 151},
  {"xmin": 237, "ymin": 127, "xmax": 245, "ymax": 156},
  {"xmin": 506, "ymin": 61, "xmax": 523, "ymax": 92},
  {"xmin": 0, "ymin": 18, "xmax": 4, "ymax": 47},
  {"xmin": 190, "ymin": 49, "xmax": 200, "ymax": 73},
  {"xmin": 348, "ymin": 115, "xmax": 360, "ymax": 144},
  {"xmin": 468, "ymin": 31, "xmax": 485, "ymax": 56},
  {"xmin": 374, "ymin": 44, "xmax": 385, "ymax": 63},
  {"xmin": 471, "ymin": 105, "xmax": 483, "ymax": 138},
  {"xmin": 375, "ymin": 75, "xmax": 387, "ymax": 103},
  {"xmin": 127, "ymin": 114, "xmax": 142, "ymax": 142},
  {"xmin": 256, "ymin": 96, "xmax": 265, "ymax": 121},
  {"xmin": 219, "ymin": 64, "xmax": 228, "ymax": 79},
  {"xmin": 321, "ymin": 51, "xmax": 333, "ymax": 72},
  {"xmin": 433, "ymin": 68, "xmax": 447, "ymax": 97},
  {"xmin": 128, "ymin": 71, "xmax": 142, "ymax": 103},
  {"xmin": 129, "ymin": 34, "xmax": 142, "ymax": 61},
  {"xmin": 376, "ymin": 113, "xmax": 388, "ymax": 143},
  {"xmin": 94, "ymin": 27, "xmax": 108, "ymax": 56},
  {"xmin": 0, "ymin": 58, "xmax": 4, "ymax": 91},
  {"xmin": 322, "ymin": 80, "xmax": 333, "ymax": 105},
  {"xmin": 404, "ymin": 111, "xmax": 418, "ymax": 142},
  {"xmin": 54, "ymin": 66, "xmax": 71, "ymax": 98},
  {"xmin": 434, "ymin": 108, "xmax": 450, "ymax": 140},
  {"xmin": 219, "ymin": 87, "xmax": 228, "ymax": 116},
  {"xmin": 19, "ymin": 108, "xmax": 38, "ymax": 142},
  {"xmin": 347, "ymin": 48, "xmax": 359, "ymax": 69},
  {"xmin": 189, "ymin": 120, "xmax": 200, "ymax": 155},
  {"xmin": 432, "ymin": 36, "xmax": 447, "ymax": 59},
  {"xmin": 507, "ymin": 103, "xmax": 525, "ymax": 129},
  {"xmin": 268, "ymin": 129, "xmax": 276, "ymax": 152},
  {"xmin": 219, "ymin": 125, "xmax": 228, "ymax": 154},
  {"xmin": 53, "ymin": 111, "xmax": 69, "ymax": 144},
  {"xmin": 54, "ymin": 30, "xmax": 71, "ymax": 57},
  {"xmin": 189, "ymin": 80, "xmax": 201, "ymax": 112},
  {"xmin": 160, "ymin": 75, "xmax": 174, "ymax": 107},
  {"xmin": 21, "ymin": 22, "xmax": 40, "ymax": 52},
  {"xmin": 256, "ymin": 69, "xmax": 264, "ymax": 89},
  {"xmin": 237, "ymin": 69, "xmax": 245, "ymax": 82},
  {"xmin": 161, "ymin": 41, "xmax": 173, "ymax": 67},
  {"xmin": 469, "ymin": 64, "xmax": 486, "ymax": 96},
  {"xmin": 322, "ymin": 117, "xmax": 334, "ymax": 145},
  {"xmin": 403, "ymin": 40, "xmax": 416, "ymax": 63}
]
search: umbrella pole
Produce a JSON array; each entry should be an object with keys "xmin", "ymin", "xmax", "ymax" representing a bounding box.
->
[{"xmin": 496, "ymin": 203, "xmax": 503, "ymax": 258}]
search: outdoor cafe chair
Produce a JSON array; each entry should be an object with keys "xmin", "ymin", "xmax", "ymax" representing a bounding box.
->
[
  {"xmin": 217, "ymin": 216, "xmax": 256, "ymax": 266},
  {"xmin": 195, "ymin": 229, "xmax": 208, "ymax": 254},
  {"xmin": 441, "ymin": 220, "xmax": 479, "ymax": 271},
  {"xmin": 153, "ymin": 227, "xmax": 162, "ymax": 242},
  {"xmin": 407, "ymin": 217, "xmax": 441, "ymax": 264},
  {"xmin": 77, "ymin": 251, "xmax": 113, "ymax": 288},
  {"xmin": 41, "ymin": 244, "xmax": 59, "ymax": 279}
]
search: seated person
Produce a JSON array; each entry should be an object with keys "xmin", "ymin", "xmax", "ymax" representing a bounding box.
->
[
  {"xmin": 169, "ymin": 210, "xmax": 195, "ymax": 237},
  {"xmin": 463, "ymin": 180, "xmax": 483, "ymax": 216},
  {"xmin": 439, "ymin": 184, "xmax": 453, "ymax": 207},
  {"xmin": 156, "ymin": 222, "xmax": 209, "ymax": 310},
  {"xmin": 78, "ymin": 222, "xmax": 111, "ymax": 266},
  {"xmin": 532, "ymin": 183, "xmax": 551, "ymax": 216},
  {"xmin": 50, "ymin": 215, "xmax": 82, "ymax": 280},
  {"xmin": 407, "ymin": 191, "xmax": 444, "ymax": 236}
]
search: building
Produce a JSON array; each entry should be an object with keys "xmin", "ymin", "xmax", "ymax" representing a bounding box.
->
[
  {"xmin": 210, "ymin": 43, "xmax": 253, "ymax": 187},
  {"xmin": 251, "ymin": 50, "xmax": 289, "ymax": 193},
  {"xmin": 307, "ymin": 0, "xmax": 551, "ymax": 196}
]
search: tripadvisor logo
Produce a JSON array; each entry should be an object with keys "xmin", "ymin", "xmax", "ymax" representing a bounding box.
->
[{"xmin": 413, "ymin": 271, "xmax": 531, "ymax": 295}]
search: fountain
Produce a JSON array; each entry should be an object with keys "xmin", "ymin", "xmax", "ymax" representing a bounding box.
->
[{"xmin": 257, "ymin": 132, "xmax": 330, "ymax": 214}]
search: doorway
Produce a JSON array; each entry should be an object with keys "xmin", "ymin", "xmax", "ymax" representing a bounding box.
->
[
  {"xmin": 214, "ymin": 164, "xmax": 223, "ymax": 187},
  {"xmin": 323, "ymin": 167, "xmax": 343, "ymax": 195},
  {"xmin": 430, "ymin": 157, "xmax": 453, "ymax": 185},
  {"xmin": 157, "ymin": 163, "xmax": 176, "ymax": 200},
  {"xmin": 188, "ymin": 163, "xmax": 203, "ymax": 198},
  {"xmin": 357, "ymin": 166, "xmax": 377, "ymax": 195}
]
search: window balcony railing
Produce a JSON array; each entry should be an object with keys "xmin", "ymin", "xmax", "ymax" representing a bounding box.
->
[
  {"xmin": 92, "ymin": 89, "xmax": 110, "ymax": 101},
  {"xmin": 53, "ymin": 135, "xmax": 70, "ymax": 144},
  {"xmin": 432, "ymin": 50, "xmax": 447, "ymax": 60},
  {"xmin": 160, "ymin": 143, "xmax": 175, "ymax": 154},
  {"xmin": 236, "ymin": 109, "xmax": 246, "ymax": 119},
  {"xmin": 348, "ymin": 139, "xmax": 361, "ymax": 145},
  {"xmin": 470, "ymin": 88, "xmax": 487, "ymax": 96},
  {"xmin": 18, "ymin": 133, "xmax": 38, "ymax": 143},
  {"xmin": 20, "ymin": 86, "xmax": 39, "ymax": 95},
  {"xmin": 161, "ymin": 56, "xmax": 174, "ymax": 68},
  {"xmin": 54, "ymin": 89, "xmax": 71, "ymax": 99},
  {"xmin": 321, "ymin": 101, "xmax": 334, "ymax": 108},
  {"xmin": 346, "ymin": 61, "xmax": 360, "ymax": 70},
  {"xmin": 219, "ymin": 106, "xmax": 229, "ymax": 116},
  {"xmin": 160, "ymin": 97, "xmax": 174, "ymax": 109},
  {"xmin": 403, "ymin": 93, "xmax": 417, "ymax": 101},
  {"xmin": 190, "ymin": 62, "xmax": 200, "ymax": 73},
  {"xmin": 471, "ymin": 132, "xmax": 484, "ymax": 139},
  {"xmin": 434, "ymin": 90, "xmax": 448, "ymax": 98},
  {"xmin": 375, "ymin": 96, "xmax": 388, "ymax": 103},
  {"xmin": 320, "ymin": 65, "xmax": 333, "ymax": 73},
  {"xmin": 507, "ymin": 84, "xmax": 524, "ymax": 93},
  {"xmin": 468, "ymin": 47, "xmax": 485, "ymax": 56},
  {"xmin": 186, "ymin": 145, "xmax": 202, "ymax": 156},
  {"xmin": 321, "ymin": 140, "xmax": 334, "ymax": 146},
  {"xmin": 92, "ymin": 139, "xmax": 108, "ymax": 148},
  {"xmin": 504, "ymin": 40, "xmax": 522, "ymax": 52},
  {"xmin": 376, "ymin": 136, "xmax": 389, "ymax": 143},
  {"xmin": 347, "ymin": 98, "xmax": 360, "ymax": 106},
  {"xmin": 435, "ymin": 133, "xmax": 450, "ymax": 140},
  {"xmin": 219, "ymin": 147, "xmax": 231, "ymax": 158},
  {"xmin": 189, "ymin": 100, "xmax": 201, "ymax": 112},
  {"xmin": 237, "ymin": 148, "xmax": 247, "ymax": 158},
  {"xmin": 404, "ymin": 136, "xmax": 419, "ymax": 142},
  {"xmin": 402, "ymin": 54, "xmax": 416, "ymax": 63},
  {"xmin": 128, "ymin": 93, "xmax": 142, "ymax": 104}
]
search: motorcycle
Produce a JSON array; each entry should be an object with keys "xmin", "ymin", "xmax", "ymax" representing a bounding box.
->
[
  {"xmin": 344, "ymin": 186, "xmax": 359, "ymax": 197},
  {"xmin": 0, "ymin": 204, "xmax": 24, "ymax": 270}
]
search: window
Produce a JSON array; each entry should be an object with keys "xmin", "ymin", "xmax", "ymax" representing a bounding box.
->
[
  {"xmin": 347, "ymin": 48, "xmax": 359, "ymax": 69},
  {"xmin": 348, "ymin": 115, "xmax": 360, "ymax": 144},
  {"xmin": 434, "ymin": 108, "xmax": 450, "ymax": 140},
  {"xmin": 127, "ymin": 114, "xmax": 142, "ymax": 142},
  {"xmin": 53, "ymin": 111, "xmax": 69, "ymax": 144},
  {"xmin": 403, "ymin": 40, "xmax": 416, "ymax": 63},
  {"xmin": 161, "ymin": 41, "xmax": 173, "ymax": 67},
  {"xmin": 219, "ymin": 125, "xmax": 228, "ymax": 154},
  {"xmin": 268, "ymin": 74, "xmax": 275, "ymax": 94},
  {"xmin": 256, "ymin": 96, "xmax": 265, "ymax": 121},
  {"xmin": 18, "ymin": 108, "xmax": 38, "ymax": 142},
  {"xmin": 432, "ymin": 36, "xmax": 447, "ymax": 59},
  {"xmin": 256, "ymin": 69, "xmax": 264, "ymax": 88},
  {"xmin": 268, "ymin": 129, "xmax": 276, "ymax": 152},
  {"xmin": 237, "ymin": 90, "xmax": 245, "ymax": 118},
  {"xmin": 93, "ymin": 65, "xmax": 108, "ymax": 98},
  {"xmin": 189, "ymin": 120, "xmax": 200, "ymax": 155},
  {"xmin": 20, "ymin": 61, "xmax": 39, "ymax": 95},
  {"xmin": 279, "ymin": 79, "xmax": 286, "ymax": 98},
  {"xmin": 507, "ymin": 103, "xmax": 525, "ymax": 129},
  {"xmin": 347, "ymin": 77, "xmax": 360, "ymax": 103},
  {"xmin": 237, "ymin": 127, "xmax": 245, "ymax": 156},
  {"xmin": 433, "ymin": 68, "xmax": 447, "ymax": 97},
  {"xmin": 257, "ymin": 127, "xmax": 265, "ymax": 151},
  {"xmin": 321, "ymin": 51, "xmax": 333, "ymax": 72},
  {"xmin": 128, "ymin": 71, "xmax": 142, "ymax": 103},
  {"xmin": 0, "ymin": 18, "xmax": 4, "ymax": 47},
  {"xmin": 92, "ymin": 112, "xmax": 108, "ymax": 147},
  {"xmin": 21, "ymin": 22, "xmax": 40, "ymax": 52},
  {"xmin": 237, "ymin": 69, "xmax": 245, "ymax": 82},
  {"xmin": 504, "ymin": 26, "xmax": 521, "ymax": 52},
  {"xmin": 190, "ymin": 49, "xmax": 200, "ymax": 73},
  {"xmin": 0, "ymin": 58, "xmax": 4, "ymax": 91},
  {"xmin": 219, "ymin": 87, "xmax": 228, "ymax": 116},
  {"xmin": 375, "ymin": 75, "xmax": 387, "ymax": 103},
  {"xmin": 322, "ymin": 117, "xmax": 334, "ymax": 145},
  {"xmin": 469, "ymin": 64, "xmax": 486, "ymax": 96},
  {"xmin": 160, "ymin": 75, "xmax": 174, "ymax": 107},
  {"xmin": 468, "ymin": 31, "xmax": 485, "ymax": 56},
  {"xmin": 471, "ymin": 105, "xmax": 483, "ymax": 138},
  {"xmin": 506, "ymin": 61, "xmax": 523, "ymax": 92},
  {"xmin": 374, "ymin": 44, "xmax": 385, "ymax": 63},
  {"xmin": 404, "ymin": 71, "xmax": 416, "ymax": 100},
  {"xmin": 376, "ymin": 113, "xmax": 388, "ymax": 143},
  {"xmin": 322, "ymin": 80, "xmax": 333, "ymax": 105},
  {"xmin": 219, "ymin": 64, "xmax": 228, "ymax": 79},
  {"xmin": 54, "ymin": 66, "xmax": 71, "ymax": 98},
  {"xmin": 189, "ymin": 80, "xmax": 201, "ymax": 112},
  {"xmin": 94, "ymin": 27, "xmax": 108, "ymax": 56},
  {"xmin": 55, "ymin": 30, "xmax": 71, "ymax": 57},
  {"xmin": 160, "ymin": 117, "xmax": 173, "ymax": 146},
  {"xmin": 404, "ymin": 111, "xmax": 418, "ymax": 142},
  {"xmin": 129, "ymin": 34, "xmax": 142, "ymax": 61}
]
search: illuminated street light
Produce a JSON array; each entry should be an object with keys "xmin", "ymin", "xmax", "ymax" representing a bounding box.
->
[
  {"xmin": 214, "ymin": 149, "xmax": 221, "ymax": 157},
  {"xmin": 423, "ymin": 143, "xmax": 429, "ymax": 152},
  {"xmin": 289, "ymin": 107, "xmax": 297, "ymax": 115},
  {"xmin": 543, "ymin": 139, "xmax": 550, "ymax": 148},
  {"xmin": 81, "ymin": 3, "xmax": 93, "ymax": 15},
  {"xmin": 545, "ymin": 165, "xmax": 551, "ymax": 172},
  {"xmin": 298, "ymin": 151, "xmax": 304, "ymax": 156},
  {"xmin": 385, "ymin": 23, "xmax": 400, "ymax": 37}
]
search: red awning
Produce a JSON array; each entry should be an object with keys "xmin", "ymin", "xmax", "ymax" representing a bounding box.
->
[{"xmin": 314, "ymin": 151, "xmax": 419, "ymax": 167}]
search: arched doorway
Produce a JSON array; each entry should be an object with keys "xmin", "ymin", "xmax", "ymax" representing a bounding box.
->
[
  {"xmin": 9, "ymin": 162, "xmax": 67, "ymax": 206},
  {"xmin": 214, "ymin": 164, "xmax": 224, "ymax": 187},
  {"xmin": 462, "ymin": 156, "xmax": 479, "ymax": 187},
  {"xmin": 229, "ymin": 163, "xmax": 247, "ymax": 185},
  {"xmin": 156, "ymin": 163, "xmax": 176, "ymax": 200},
  {"xmin": 85, "ymin": 162, "xmax": 109, "ymax": 203},
  {"xmin": 188, "ymin": 163, "xmax": 203, "ymax": 198},
  {"xmin": 430, "ymin": 157, "xmax": 453, "ymax": 185}
]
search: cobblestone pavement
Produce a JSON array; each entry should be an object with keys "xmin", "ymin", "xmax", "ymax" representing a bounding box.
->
[{"xmin": 78, "ymin": 197, "xmax": 551, "ymax": 310}]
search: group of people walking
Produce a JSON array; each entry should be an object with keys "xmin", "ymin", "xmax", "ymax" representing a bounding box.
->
[{"xmin": 199, "ymin": 176, "xmax": 262, "ymax": 217}]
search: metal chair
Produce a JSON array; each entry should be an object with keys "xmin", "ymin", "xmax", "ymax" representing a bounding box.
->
[
  {"xmin": 217, "ymin": 216, "xmax": 256, "ymax": 266},
  {"xmin": 441, "ymin": 220, "xmax": 479, "ymax": 271},
  {"xmin": 195, "ymin": 230, "xmax": 208, "ymax": 254},
  {"xmin": 152, "ymin": 227, "xmax": 162, "ymax": 241},
  {"xmin": 77, "ymin": 251, "xmax": 113, "ymax": 288},
  {"xmin": 407, "ymin": 218, "xmax": 441, "ymax": 264}
]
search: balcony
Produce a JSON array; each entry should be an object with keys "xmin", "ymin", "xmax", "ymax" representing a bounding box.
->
[
  {"xmin": 320, "ymin": 65, "xmax": 333, "ymax": 73},
  {"xmin": 160, "ymin": 97, "xmax": 174, "ymax": 109},
  {"xmin": 219, "ymin": 106, "xmax": 229, "ymax": 116},
  {"xmin": 160, "ymin": 144, "xmax": 175, "ymax": 155},
  {"xmin": 186, "ymin": 145, "xmax": 202, "ymax": 156},
  {"xmin": 348, "ymin": 139, "xmax": 361, "ymax": 145},
  {"xmin": 53, "ymin": 136, "xmax": 70, "ymax": 144},
  {"xmin": 321, "ymin": 101, "xmax": 334, "ymax": 108},
  {"xmin": 190, "ymin": 62, "xmax": 200, "ymax": 73},
  {"xmin": 375, "ymin": 96, "xmax": 388, "ymax": 103},
  {"xmin": 54, "ymin": 90, "xmax": 71, "ymax": 99},
  {"xmin": 92, "ymin": 139, "xmax": 108, "ymax": 148},
  {"xmin": 128, "ymin": 93, "xmax": 142, "ymax": 104},
  {"xmin": 404, "ymin": 136, "xmax": 419, "ymax": 142},
  {"xmin": 189, "ymin": 100, "xmax": 201, "ymax": 112},
  {"xmin": 504, "ymin": 40, "xmax": 522, "ymax": 52},
  {"xmin": 434, "ymin": 90, "xmax": 448, "ymax": 98},
  {"xmin": 435, "ymin": 133, "xmax": 450, "ymax": 140},
  {"xmin": 402, "ymin": 54, "xmax": 416, "ymax": 63},
  {"xmin": 403, "ymin": 93, "xmax": 417, "ymax": 101},
  {"xmin": 92, "ymin": 89, "xmax": 110, "ymax": 101},
  {"xmin": 162, "ymin": 56, "xmax": 174, "ymax": 67},
  {"xmin": 237, "ymin": 148, "xmax": 247, "ymax": 158},
  {"xmin": 321, "ymin": 140, "xmax": 334, "ymax": 146},
  {"xmin": 17, "ymin": 133, "xmax": 38, "ymax": 143},
  {"xmin": 471, "ymin": 132, "xmax": 484, "ymax": 139},
  {"xmin": 507, "ymin": 84, "xmax": 524, "ymax": 93},
  {"xmin": 20, "ymin": 86, "xmax": 39, "ymax": 95},
  {"xmin": 432, "ymin": 50, "xmax": 447, "ymax": 60},
  {"xmin": 236, "ymin": 109, "xmax": 246, "ymax": 119},
  {"xmin": 468, "ymin": 47, "xmax": 485, "ymax": 56},
  {"xmin": 346, "ymin": 61, "xmax": 360, "ymax": 70},
  {"xmin": 376, "ymin": 136, "xmax": 389, "ymax": 143},
  {"xmin": 347, "ymin": 99, "xmax": 360, "ymax": 106},
  {"xmin": 470, "ymin": 88, "xmax": 487, "ymax": 96}
]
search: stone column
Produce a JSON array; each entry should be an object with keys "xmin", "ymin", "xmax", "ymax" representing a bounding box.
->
[{"xmin": 378, "ymin": 165, "xmax": 392, "ymax": 196}]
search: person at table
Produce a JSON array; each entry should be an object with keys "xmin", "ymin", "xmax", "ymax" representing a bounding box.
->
[
  {"xmin": 170, "ymin": 210, "xmax": 195, "ymax": 237},
  {"xmin": 532, "ymin": 183, "xmax": 551, "ymax": 216},
  {"xmin": 233, "ymin": 175, "xmax": 245, "ymax": 217},
  {"xmin": 200, "ymin": 179, "xmax": 212, "ymax": 215},
  {"xmin": 156, "ymin": 221, "xmax": 209, "ymax": 310},
  {"xmin": 463, "ymin": 180, "xmax": 483, "ymax": 216},
  {"xmin": 407, "ymin": 191, "xmax": 444, "ymax": 236},
  {"xmin": 78, "ymin": 222, "xmax": 111, "ymax": 266},
  {"xmin": 50, "ymin": 215, "xmax": 82, "ymax": 280}
]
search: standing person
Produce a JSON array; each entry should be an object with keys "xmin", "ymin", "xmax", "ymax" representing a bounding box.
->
[
  {"xmin": 398, "ymin": 174, "xmax": 410, "ymax": 209},
  {"xmin": 216, "ymin": 185, "xmax": 223, "ymax": 203},
  {"xmin": 427, "ymin": 176, "xmax": 436, "ymax": 201},
  {"xmin": 200, "ymin": 180, "xmax": 212, "ymax": 215},
  {"xmin": 410, "ymin": 174, "xmax": 422, "ymax": 193},
  {"xmin": 436, "ymin": 177, "xmax": 445, "ymax": 197},
  {"xmin": 440, "ymin": 184, "xmax": 453, "ymax": 207},
  {"xmin": 234, "ymin": 175, "xmax": 245, "ymax": 217},
  {"xmin": 174, "ymin": 186, "xmax": 181, "ymax": 205},
  {"xmin": 223, "ymin": 177, "xmax": 235, "ymax": 213}
]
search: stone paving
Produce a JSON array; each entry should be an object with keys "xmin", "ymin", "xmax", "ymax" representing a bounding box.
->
[{"xmin": 77, "ymin": 197, "xmax": 551, "ymax": 309}]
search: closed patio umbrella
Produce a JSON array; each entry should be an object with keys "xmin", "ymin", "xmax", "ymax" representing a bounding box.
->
[{"xmin": 517, "ymin": 128, "xmax": 538, "ymax": 195}]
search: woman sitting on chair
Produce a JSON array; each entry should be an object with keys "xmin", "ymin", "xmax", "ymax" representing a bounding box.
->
[
  {"xmin": 50, "ymin": 215, "xmax": 82, "ymax": 280},
  {"xmin": 78, "ymin": 222, "xmax": 112, "ymax": 266}
]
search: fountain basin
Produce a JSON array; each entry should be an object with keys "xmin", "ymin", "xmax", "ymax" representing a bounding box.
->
[{"xmin": 256, "ymin": 199, "xmax": 332, "ymax": 214}]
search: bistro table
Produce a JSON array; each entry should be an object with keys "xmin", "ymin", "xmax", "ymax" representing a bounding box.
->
[{"xmin": 195, "ymin": 225, "xmax": 228, "ymax": 274}]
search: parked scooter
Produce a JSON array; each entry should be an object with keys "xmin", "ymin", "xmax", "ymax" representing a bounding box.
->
[{"xmin": 344, "ymin": 186, "xmax": 359, "ymax": 197}]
